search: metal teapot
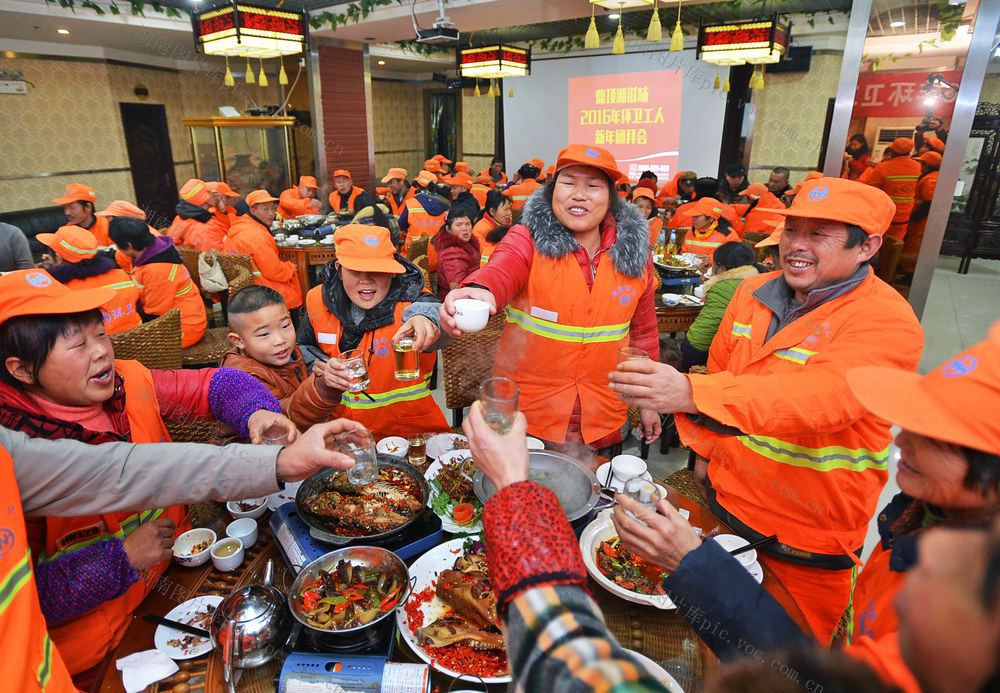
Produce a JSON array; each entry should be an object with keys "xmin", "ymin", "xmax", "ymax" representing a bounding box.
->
[{"xmin": 210, "ymin": 560, "xmax": 292, "ymax": 693}]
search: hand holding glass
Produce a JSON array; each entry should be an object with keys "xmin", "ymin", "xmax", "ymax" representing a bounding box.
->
[
  {"xmin": 337, "ymin": 429, "xmax": 379, "ymax": 485},
  {"xmin": 339, "ymin": 349, "xmax": 370, "ymax": 393},
  {"xmin": 478, "ymin": 377, "xmax": 520, "ymax": 435},
  {"xmin": 260, "ymin": 422, "xmax": 290, "ymax": 447},
  {"xmin": 622, "ymin": 477, "xmax": 662, "ymax": 525},
  {"xmin": 392, "ymin": 336, "xmax": 420, "ymax": 381}
]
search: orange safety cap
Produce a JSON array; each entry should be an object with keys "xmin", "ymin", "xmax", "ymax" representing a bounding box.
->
[
  {"xmin": 333, "ymin": 169, "xmax": 352, "ymax": 180},
  {"xmin": 0, "ymin": 269, "xmax": 115, "ymax": 327},
  {"xmin": 760, "ymin": 177, "xmax": 895, "ymax": 235},
  {"xmin": 380, "ymin": 167, "xmax": 408, "ymax": 183},
  {"xmin": 754, "ymin": 219, "xmax": 784, "ymax": 247},
  {"xmin": 475, "ymin": 172, "xmax": 493, "ymax": 185},
  {"xmin": 432, "ymin": 154, "xmax": 452, "ymax": 164},
  {"xmin": 805, "ymin": 171, "xmax": 824, "ymax": 181},
  {"xmin": 52, "ymin": 183, "xmax": 98, "ymax": 206},
  {"xmin": 205, "ymin": 180, "xmax": 241, "ymax": 197},
  {"xmin": 415, "ymin": 170, "xmax": 438, "ymax": 186},
  {"xmin": 847, "ymin": 321, "xmax": 1000, "ymax": 456},
  {"xmin": 918, "ymin": 151, "xmax": 943, "ymax": 167},
  {"xmin": 423, "ymin": 159, "xmax": 442, "ymax": 173},
  {"xmin": 555, "ymin": 144, "xmax": 624, "ymax": 184},
  {"xmin": 530, "ymin": 158, "xmax": 545, "ymax": 170},
  {"xmin": 333, "ymin": 224, "xmax": 405, "ymax": 274},
  {"xmin": 924, "ymin": 136, "xmax": 946, "ymax": 153},
  {"xmin": 631, "ymin": 187, "xmax": 657, "ymax": 203},
  {"xmin": 745, "ymin": 182, "xmax": 769, "ymax": 199},
  {"xmin": 95, "ymin": 200, "xmax": 146, "ymax": 220},
  {"xmin": 299, "ymin": 175, "xmax": 319, "ymax": 189},
  {"xmin": 889, "ymin": 137, "xmax": 915, "ymax": 155},
  {"xmin": 246, "ymin": 190, "xmax": 279, "ymax": 206},
  {"xmin": 690, "ymin": 196, "xmax": 725, "ymax": 220},
  {"xmin": 454, "ymin": 161, "xmax": 469, "ymax": 173},
  {"xmin": 36, "ymin": 225, "xmax": 100, "ymax": 263},
  {"xmin": 179, "ymin": 179, "xmax": 211, "ymax": 207}
]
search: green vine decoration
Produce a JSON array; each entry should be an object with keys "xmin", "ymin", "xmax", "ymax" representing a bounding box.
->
[
  {"xmin": 45, "ymin": 0, "xmax": 181, "ymax": 19},
  {"xmin": 863, "ymin": 0, "xmax": 964, "ymax": 72}
]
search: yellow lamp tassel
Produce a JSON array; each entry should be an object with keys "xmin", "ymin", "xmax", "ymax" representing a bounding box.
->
[
  {"xmin": 723, "ymin": 77, "xmax": 730, "ymax": 92},
  {"xmin": 612, "ymin": 17, "xmax": 625, "ymax": 55},
  {"xmin": 474, "ymin": 81, "xmax": 481, "ymax": 97},
  {"xmin": 585, "ymin": 5, "xmax": 600, "ymax": 49},
  {"xmin": 245, "ymin": 58, "xmax": 255, "ymax": 84},
  {"xmin": 647, "ymin": 0, "xmax": 662, "ymax": 43},
  {"xmin": 488, "ymin": 79, "xmax": 496, "ymax": 98},
  {"xmin": 258, "ymin": 58, "xmax": 268, "ymax": 87},
  {"xmin": 670, "ymin": 0, "xmax": 683, "ymax": 51},
  {"xmin": 755, "ymin": 66, "xmax": 765, "ymax": 90},
  {"xmin": 508, "ymin": 84, "xmax": 514, "ymax": 97},
  {"xmin": 278, "ymin": 59, "xmax": 289, "ymax": 85},
  {"xmin": 714, "ymin": 72, "xmax": 721, "ymax": 90},
  {"xmin": 224, "ymin": 56, "xmax": 235, "ymax": 87}
]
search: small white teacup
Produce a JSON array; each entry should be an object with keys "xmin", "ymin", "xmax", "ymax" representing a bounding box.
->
[{"xmin": 454, "ymin": 298, "xmax": 490, "ymax": 332}]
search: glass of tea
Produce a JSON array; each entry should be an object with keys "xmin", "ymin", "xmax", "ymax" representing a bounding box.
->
[
  {"xmin": 337, "ymin": 429, "xmax": 379, "ymax": 485},
  {"xmin": 392, "ymin": 335, "xmax": 420, "ymax": 381},
  {"xmin": 407, "ymin": 434, "xmax": 426, "ymax": 467},
  {"xmin": 338, "ymin": 349, "xmax": 370, "ymax": 393},
  {"xmin": 478, "ymin": 377, "xmax": 520, "ymax": 435}
]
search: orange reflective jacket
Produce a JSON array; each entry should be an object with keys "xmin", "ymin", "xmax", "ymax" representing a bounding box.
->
[
  {"xmin": 493, "ymin": 249, "xmax": 649, "ymax": 444},
  {"xmin": 680, "ymin": 223, "xmax": 740, "ymax": 264},
  {"xmin": 675, "ymin": 269, "xmax": 923, "ymax": 559},
  {"xmin": 503, "ymin": 179, "xmax": 541, "ymax": 212},
  {"xmin": 329, "ymin": 187, "xmax": 364, "ymax": 212},
  {"xmin": 304, "ymin": 290, "xmax": 448, "ymax": 439},
  {"xmin": 0, "ymin": 447, "xmax": 77, "ymax": 692},
  {"xmin": 167, "ymin": 216, "xmax": 226, "ymax": 252},
  {"xmin": 40, "ymin": 360, "xmax": 189, "ymax": 674},
  {"xmin": 386, "ymin": 187, "xmax": 415, "ymax": 218},
  {"xmin": 132, "ymin": 262, "xmax": 207, "ymax": 347},
  {"xmin": 740, "ymin": 191, "xmax": 787, "ymax": 235},
  {"xmin": 860, "ymin": 156, "xmax": 921, "ymax": 237},
  {"xmin": 224, "ymin": 215, "xmax": 303, "ymax": 308},
  {"xmin": 402, "ymin": 198, "xmax": 445, "ymax": 271},
  {"xmin": 278, "ymin": 187, "xmax": 320, "ymax": 220},
  {"xmin": 65, "ymin": 270, "xmax": 142, "ymax": 334}
]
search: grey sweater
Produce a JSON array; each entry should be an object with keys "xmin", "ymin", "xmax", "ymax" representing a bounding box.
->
[{"xmin": 0, "ymin": 222, "xmax": 33, "ymax": 272}]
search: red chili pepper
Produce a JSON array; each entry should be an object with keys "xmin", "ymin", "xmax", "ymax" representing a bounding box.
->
[
  {"xmin": 379, "ymin": 582, "xmax": 406, "ymax": 611},
  {"xmin": 301, "ymin": 590, "xmax": 319, "ymax": 611},
  {"xmin": 343, "ymin": 587, "xmax": 365, "ymax": 601},
  {"xmin": 333, "ymin": 602, "xmax": 350, "ymax": 614},
  {"xmin": 601, "ymin": 544, "xmax": 617, "ymax": 558}
]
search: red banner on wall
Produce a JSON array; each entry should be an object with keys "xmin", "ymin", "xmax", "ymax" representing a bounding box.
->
[
  {"xmin": 568, "ymin": 70, "xmax": 682, "ymax": 182},
  {"xmin": 853, "ymin": 70, "xmax": 961, "ymax": 119}
]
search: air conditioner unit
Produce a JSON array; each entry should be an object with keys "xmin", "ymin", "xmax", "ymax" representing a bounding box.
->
[{"xmin": 872, "ymin": 126, "xmax": 916, "ymax": 162}]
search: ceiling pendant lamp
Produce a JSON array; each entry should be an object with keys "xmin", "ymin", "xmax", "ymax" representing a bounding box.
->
[
  {"xmin": 585, "ymin": 5, "xmax": 601, "ymax": 49},
  {"xmin": 193, "ymin": 3, "xmax": 308, "ymax": 59},
  {"xmin": 647, "ymin": 0, "xmax": 662, "ymax": 43},
  {"xmin": 670, "ymin": 0, "xmax": 684, "ymax": 51}
]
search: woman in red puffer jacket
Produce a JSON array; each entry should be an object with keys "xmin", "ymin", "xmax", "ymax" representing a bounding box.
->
[{"xmin": 433, "ymin": 207, "xmax": 480, "ymax": 301}]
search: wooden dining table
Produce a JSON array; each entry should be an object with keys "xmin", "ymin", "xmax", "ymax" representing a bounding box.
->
[
  {"xmin": 277, "ymin": 244, "xmax": 337, "ymax": 300},
  {"xmin": 97, "ymin": 483, "xmax": 808, "ymax": 693}
]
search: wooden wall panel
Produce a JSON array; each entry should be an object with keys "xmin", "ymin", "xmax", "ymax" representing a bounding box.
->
[{"xmin": 318, "ymin": 45, "xmax": 373, "ymax": 190}]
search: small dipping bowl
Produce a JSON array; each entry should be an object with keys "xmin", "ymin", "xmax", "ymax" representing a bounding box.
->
[
  {"xmin": 611, "ymin": 454, "xmax": 647, "ymax": 483},
  {"xmin": 226, "ymin": 497, "xmax": 267, "ymax": 520},
  {"xmin": 226, "ymin": 517, "xmax": 258, "ymax": 549},
  {"xmin": 712, "ymin": 533, "xmax": 758, "ymax": 567},
  {"xmin": 453, "ymin": 298, "xmax": 490, "ymax": 332},
  {"xmin": 173, "ymin": 528, "xmax": 217, "ymax": 567},
  {"xmin": 376, "ymin": 436, "xmax": 409, "ymax": 457},
  {"xmin": 210, "ymin": 537, "xmax": 245, "ymax": 572}
]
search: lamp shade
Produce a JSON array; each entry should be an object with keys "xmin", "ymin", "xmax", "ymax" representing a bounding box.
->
[
  {"xmin": 193, "ymin": 1, "xmax": 308, "ymax": 58},
  {"xmin": 697, "ymin": 13, "xmax": 790, "ymax": 66},
  {"xmin": 591, "ymin": 0, "xmax": 653, "ymax": 8},
  {"xmin": 458, "ymin": 45, "xmax": 530, "ymax": 79}
]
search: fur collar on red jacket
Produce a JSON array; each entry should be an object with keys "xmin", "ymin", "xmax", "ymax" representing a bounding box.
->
[
  {"xmin": 517, "ymin": 187, "xmax": 649, "ymax": 278},
  {"xmin": 0, "ymin": 375, "xmax": 131, "ymax": 444}
]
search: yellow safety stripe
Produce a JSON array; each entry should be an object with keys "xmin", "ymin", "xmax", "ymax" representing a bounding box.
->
[
  {"xmin": 888, "ymin": 195, "xmax": 914, "ymax": 202},
  {"xmin": 506, "ymin": 307, "xmax": 630, "ymax": 344},
  {"xmin": 738, "ymin": 435, "xmax": 889, "ymax": 472},
  {"xmin": 340, "ymin": 376, "xmax": 432, "ymax": 410},
  {"xmin": 731, "ymin": 321, "xmax": 752, "ymax": 339},
  {"xmin": 883, "ymin": 175, "xmax": 919, "ymax": 181},
  {"xmin": 102, "ymin": 280, "xmax": 136, "ymax": 291},
  {"xmin": 0, "ymin": 553, "xmax": 32, "ymax": 614},
  {"xmin": 480, "ymin": 254, "xmax": 490, "ymax": 263},
  {"xmin": 252, "ymin": 270, "xmax": 262, "ymax": 276},
  {"xmin": 684, "ymin": 238, "xmax": 724, "ymax": 249},
  {"xmin": 37, "ymin": 632, "xmax": 53, "ymax": 690},
  {"xmin": 175, "ymin": 281, "xmax": 194, "ymax": 297},
  {"xmin": 168, "ymin": 264, "xmax": 179, "ymax": 281},
  {"xmin": 39, "ymin": 508, "xmax": 165, "ymax": 560},
  {"xmin": 844, "ymin": 561, "xmax": 861, "ymax": 645},
  {"xmin": 773, "ymin": 346, "xmax": 817, "ymax": 365},
  {"xmin": 58, "ymin": 240, "xmax": 97, "ymax": 256},
  {"xmin": 180, "ymin": 181, "xmax": 205, "ymax": 200}
]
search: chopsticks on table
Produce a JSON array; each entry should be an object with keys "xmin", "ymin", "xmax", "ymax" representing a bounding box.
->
[
  {"xmin": 143, "ymin": 614, "xmax": 210, "ymax": 638},
  {"xmin": 729, "ymin": 534, "xmax": 778, "ymax": 557}
]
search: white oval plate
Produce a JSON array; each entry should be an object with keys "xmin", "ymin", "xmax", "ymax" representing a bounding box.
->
[
  {"xmin": 627, "ymin": 650, "xmax": 686, "ymax": 692},
  {"xmin": 424, "ymin": 453, "xmax": 482, "ymax": 534},
  {"xmin": 266, "ymin": 480, "xmax": 302, "ymax": 511},
  {"xmin": 154, "ymin": 594, "xmax": 223, "ymax": 660},
  {"xmin": 397, "ymin": 536, "xmax": 510, "ymax": 683},
  {"xmin": 426, "ymin": 433, "xmax": 469, "ymax": 460}
]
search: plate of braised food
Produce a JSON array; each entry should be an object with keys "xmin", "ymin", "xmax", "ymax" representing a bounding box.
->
[
  {"xmin": 398, "ymin": 536, "xmax": 509, "ymax": 683},
  {"xmin": 424, "ymin": 451, "xmax": 483, "ymax": 533}
]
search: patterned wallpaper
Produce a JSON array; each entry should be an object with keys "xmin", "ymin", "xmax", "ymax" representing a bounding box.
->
[
  {"xmin": 461, "ymin": 91, "xmax": 496, "ymax": 174},
  {"xmin": 980, "ymin": 73, "xmax": 1000, "ymax": 105},
  {"xmin": 748, "ymin": 52, "xmax": 843, "ymax": 185},
  {"xmin": 1, "ymin": 56, "xmax": 262, "ymax": 213}
]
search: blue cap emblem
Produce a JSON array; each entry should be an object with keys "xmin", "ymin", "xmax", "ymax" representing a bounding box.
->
[
  {"xmin": 364, "ymin": 234, "xmax": 379, "ymax": 248},
  {"xmin": 941, "ymin": 355, "xmax": 977, "ymax": 378},
  {"xmin": 25, "ymin": 272, "xmax": 51, "ymax": 288},
  {"xmin": 585, "ymin": 148, "xmax": 600, "ymax": 158},
  {"xmin": 808, "ymin": 186, "xmax": 829, "ymax": 201}
]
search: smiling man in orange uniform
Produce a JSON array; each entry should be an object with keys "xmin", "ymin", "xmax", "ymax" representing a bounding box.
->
[
  {"xmin": 224, "ymin": 190, "xmax": 303, "ymax": 309},
  {"xmin": 328, "ymin": 169, "xmax": 376, "ymax": 213},
  {"xmin": 53, "ymin": 183, "xmax": 111, "ymax": 247},
  {"xmin": 609, "ymin": 177, "xmax": 924, "ymax": 642},
  {"xmin": 859, "ymin": 137, "xmax": 921, "ymax": 240},
  {"xmin": 278, "ymin": 175, "xmax": 322, "ymax": 220}
]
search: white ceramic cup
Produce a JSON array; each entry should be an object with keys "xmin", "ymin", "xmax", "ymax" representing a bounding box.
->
[
  {"xmin": 286, "ymin": 234, "xmax": 300, "ymax": 244},
  {"xmin": 694, "ymin": 285, "xmax": 707, "ymax": 299},
  {"xmin": 611, "ymin": 454, "xmax": 647, "ymax": 483},
  {"xmin": 210, "ymin": 537, "xmax": 244, "ymax": 572},
  {"xmin": 453, "ymin": 298, "xmax": 490, "ymax": 332},
  {"xmin": 662, "ymin": 293, "xmax": 682, "ymax": 306},
  {"xmin": 226, "ymin": 517, "xmax": 258, "ymax": 549}
]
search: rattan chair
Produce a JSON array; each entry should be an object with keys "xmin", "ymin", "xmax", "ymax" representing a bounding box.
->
[
  {"xmin": 741, "ymin": 231, "xmax": 771, "ymax": 263},
  {"xmin": 441, "ymin": 311, "xmax": 507, "ymax": 427},
  {"xmin": 181, "ymin": 327, "xmax": 232, "ymax": 367},
  {"xmin": 412, "ymin": 254, "xmax": 433, "ymax": 292},
  {"xmin": 165, "ymin": 419, "xmax": 219, "ymax": 444},
  {"xmin": 406, "ymin": 235, "xmax": 430, "ymax": 261},
  {"xmin": 215, "ymin": 252, "xmax": 255, "ymax": 300},
  {"xmin": 176, "ymin": 246, "xmax": 202, "ymax": 289},
  {"xmin": 109, "ymin": 309, "xmax": 182, "ymax": 370},
  {"xmin": 666, "ymin": 468, "xmax": 710, "ymax": 508}
]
